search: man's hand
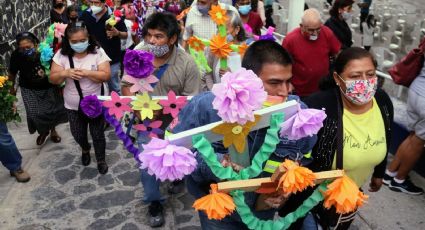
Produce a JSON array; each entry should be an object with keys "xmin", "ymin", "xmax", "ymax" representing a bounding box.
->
[
  {"xmin": 263, "ymin": 192, "xmax": 290, "ymax": 209},
  {"xmin": 220, "ymin": 155, "xmax": 243, "ymax": 172},
  {"xmin": 219, "ymin": 68, "xmax": 230, "ymax": 77},
  {"xmin": 369, "ymin": 177, "xmax": 383, "ymax": 192},
  {"xmin": 106, "ymin": 27, "xmax": 120, "ymax": 39}
]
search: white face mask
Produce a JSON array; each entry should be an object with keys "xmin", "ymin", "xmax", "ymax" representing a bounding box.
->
[
  {"xmin": 91, "ymin": 5, "xmax": 103, "ymax": 14},
  {"xmin": 309, "ymin": 35, "xmax": 318, "ymax": 41},
  {"xmin": 341, "ymin": 11, "xmax": 352, "ymax": 21}
]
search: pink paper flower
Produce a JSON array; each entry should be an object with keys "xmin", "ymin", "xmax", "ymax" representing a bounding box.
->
[
  {"xmin": 280, "ymin": 107, "xmax": 327, "ymax": 140},
  {"xmin": 122, "ymin": 74, "xmax": 158, "ymax": 93},
  {"xmin": 54, "ymin": 23, "xmax": 68, "ymax": 39},
  {"xmin": 211, "ymin": 68, "xmax": 267, "ymax": 124},
  {"xmin": 139, "ymin": 138, "xmax": 197, "ymax": 181},
  {"xmin": 134, "ymin": 120, "xmax": 164, "ymax": 138},
  {"xmin": 102, "ymin": 91, "xmax": 132, "ymax": 120},
  {"xmin": 159, "ymin": 91, "xmax": 188, "ymax": 118}
]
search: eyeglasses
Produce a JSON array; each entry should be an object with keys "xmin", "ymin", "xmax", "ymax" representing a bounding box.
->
[{"xmin": 302, "ymin": 26, "xmax": 321, "ymax": 34}]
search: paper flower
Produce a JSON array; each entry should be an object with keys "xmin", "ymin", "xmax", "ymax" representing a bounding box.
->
[
  {"xmin": 244, "ymin": 24, "xmax": 253, "ymax": 35},
  {"xmin": 277, "ymin": 159, "xmax": 316, "ymax": 194},
  {"xmin": 193, "ymin": 184, "xmax": 235, "ymax": 220},
  {"xmin": 122, "ymin": 74, "xmax": 158, "ymax": 93},
  {"xmin": 39, "ymin": 43, "xmax": 54, "ymax": 63},
  {"xmin": 54, "ymin": 23, "xmax": 67, "ymax": 39},
  {"xmin": 80, "ymin": 95, "xmax": 103, "ymax": 118},
  {"xmin": 210, "ymin": 35, "xmax": 232, "ymax": 59},
  {"xmin": 131, "ymin": 20, "xmax": 139, "ymax": 33},
  {"xmin": 323, "ymin": 175, "xmax": 369, "ymax": 214},
  {"xmin": 131, "ymin": 93, "xmax": 162, "ymax": 120},
  {"xmin": 134, "ymin": 120, "xmax": 164, "ymax": 138},
  {"xmin": 209, "ymin": 5, "xmax": 228, "ymax": 25},
  {"xmin": 123, "ymin": 49, "xmax": 155, "ymax": 78},
  {"xmin": 139, "ymin": 138, "xmax": 197, "ymax": 181},
  {"xmin": 159, "ymin": 91, "xmax": 187, "ymax": 118},
  {"xmin": 211, "ymin": 68, "xmax": 267, "ymax": 124},
  {"xmin": 188, "ymin": 36, "xmax": 205, "ymax": 52},
  {"xmin": 0, "ymin": 76, "xmax": 8, "ymax": 88},
  {"xmin": 254, "ymin": 26, "xmax": 276, "ymax": 41},
  {"xmin": 280, "ymin": 107, "xmax": 327, "ymax": 140},
  {"xmin": 238, "ymin": 42, "xmax": 248, "ymax": 56},
  {"xmin": 102, "ymin": 91, "xmax": 132, "ymax": 119},
  {"xmin": 211, "ymin": 115, "xmax": 260, "ymax": 153},
  {"xmin": 177, "ymin": 7, "xmax": 191, "ymax": 20},
  {"xmin": 113, "ymin": 9, "xmax": 123, "ymax": 19}
]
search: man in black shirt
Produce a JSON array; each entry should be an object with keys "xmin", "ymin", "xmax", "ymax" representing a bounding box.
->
[{"xmin": 81, "ymin": 0, "xmax": 128, "ymax": 94}]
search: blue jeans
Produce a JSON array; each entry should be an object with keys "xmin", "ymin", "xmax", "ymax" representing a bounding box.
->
[
  {"xmin": 302, "ymin": 212, "xmax": 318, "ymax": 230},
  {"xmin": 108, "ymin": 62, "xmax": 121, "ymax": 95},
  {"xmin": 0, "ymin": 122, "xmax": 23, "ymax": 172},
  {"xmin": 137, "ymin": 133, "xmax": 165, "ymax": 204}
]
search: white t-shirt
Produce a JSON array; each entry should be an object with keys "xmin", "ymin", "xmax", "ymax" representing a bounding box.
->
[
  {"xmin": 121, "ymin": 19, "xmax": 134, "ymax": 50},
  {"xmin": 52, "ymin": 48, "xmax": 111, "ymax": 110}
]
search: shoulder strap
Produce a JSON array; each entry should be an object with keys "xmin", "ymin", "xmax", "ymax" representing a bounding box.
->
[
  {"xmin": 335, "ymin": 88, "xmax": 344, "ymax": 169},
  {"xmin": 68, "ymin": 55, "xmax": 104, "ymax": 100}
]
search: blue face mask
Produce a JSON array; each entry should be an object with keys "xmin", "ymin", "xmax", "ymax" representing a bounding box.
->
[
  {"xmin": 238, "ymin": 4, "xmax": 252, "ymax": 15},
  {"xmin": 197, "ymin": 4, "xmax": 210, "ymax": 15},
  {"xmin": 70, "ymin": 40, "xmax": 89, "ymax": 53},
  {"xmin": 22, "ymin": 48, "xmax": 36, "ymax": 56}
]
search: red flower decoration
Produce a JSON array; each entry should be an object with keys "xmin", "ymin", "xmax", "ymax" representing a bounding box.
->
[{"xmin": 159, "ymin": 91, "xmax": 188, "ymax": 118}]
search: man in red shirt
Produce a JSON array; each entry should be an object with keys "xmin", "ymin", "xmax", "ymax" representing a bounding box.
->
[
  {"xmin": 282, "ymin": 8, "xmax": 341, "ymax": 97},
  {"xmin": 236, "ymin": 0, "xmax": 263, "ymax": 35}
]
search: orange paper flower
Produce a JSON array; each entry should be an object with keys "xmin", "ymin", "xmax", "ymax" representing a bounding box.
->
[
  {"xmin": 188, "ymin": 36, "xmax": 205, "ymax": 52},
  {"xmin": 211, "ymin": 115, "xmax": 261, "ymax": 153},
  {"xmin": 210, "ymin": 34, "xmax": 232, "ymax": 59},
  {"xmin": 277, "ymin": 159, "xmax": 316, "ymax": 194},
  {"xmin": 322, "ymin": 174, "xmax": 369, "ymax": 214},
  {"xmin": 193, "ymin": 184, "xmax": 235, "ymax": 220},
  {"xmin": 209, "ymin": 5, "xmax": 228, "ymax": 25},
  {"xmin": 238, "ymin": 42, "xmax": 248, "ymax": 56},
  {"xmin": 177, "ymin": 7, "xmax": 191, "ymax": 21}
]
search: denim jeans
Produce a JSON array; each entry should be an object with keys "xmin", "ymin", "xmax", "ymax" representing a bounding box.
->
[
  {"xmin": 0, "ymin": 122, "xmax": 23, "ymax": 172},
  {"xmin": 108, "ymin": 62, "xmax": 121, "ymax": 95},
  {"xmin": 137, "ymin": 133, "xmax": 165, "ymax": 204}
]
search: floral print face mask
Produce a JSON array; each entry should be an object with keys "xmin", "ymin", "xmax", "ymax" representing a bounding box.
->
[{"xmin": 337, "ymin": 74, "xmax": 378, "ymax": 105}]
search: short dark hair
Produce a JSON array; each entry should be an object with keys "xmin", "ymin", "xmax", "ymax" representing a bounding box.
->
[
  {"xmin": 16, "ymin": 32, "xmax": 40, "ymax": 45},
  {"xmin": 66, "ymin": 5, "xmax": 79, "ymax": 16},
  {"xmin": 329, "ymin": 0, "xmax": 354, "ymax": 18},
  {"xmin": 319, "ymin": 47, "xmax": 377, "ymax": 90},
  {"xmin": 242, "ymin": 40, "xmax": 293, "ymax": 75},
  {"xmin": 141, "ymin": 12, "xmax": 180, "ymax": 45},
  {"xmin": 60, "ymin": 22, "xmax": 99, "ymax": 56}
]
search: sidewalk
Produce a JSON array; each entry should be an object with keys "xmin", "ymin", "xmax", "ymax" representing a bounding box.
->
[{"xmin": 0, "ymin": 94, "xmax": 424, "ymax": 230}]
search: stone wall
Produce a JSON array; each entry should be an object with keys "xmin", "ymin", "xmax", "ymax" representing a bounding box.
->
[{"xmin": 0, "ymin": 0, "xmax": 51, "ymax": 66}]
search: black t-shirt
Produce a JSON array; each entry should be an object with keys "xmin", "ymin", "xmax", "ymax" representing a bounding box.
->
[
  {"xmin": 9, "ymin": 50, "xmax": 53, "ymax": 90},
  {"xmin": 50, "ymin": 8, "xmax": 69, "ymax": 24},
  {"xmin": 81, "ymin": 8, "xmax": 127, "ymax": 64}
]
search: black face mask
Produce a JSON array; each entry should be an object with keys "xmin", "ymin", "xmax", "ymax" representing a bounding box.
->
[{"xmin": 55, "ymin": 3, "xmax": 64, "ymax": 8}]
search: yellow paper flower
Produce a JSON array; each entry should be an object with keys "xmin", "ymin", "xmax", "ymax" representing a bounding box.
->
[
  {"xmin": 0, "ymin": 76, "xmax": 8, "ymax": 88},
  {"xmin": 188, "ymin": 36, "xmax": 205, "ymax": 52},
  {"xmin": 211, "ymin": 115, "xmax": 261, "ymax": 153},
  {"xmin": 131, "ymin": 93, "xmax": 162, "ymax": 120},
  {"xmin": 210, "ymin": 35, "xmax": 232, "ymax": 59},
  {"xmin": 209, "ymin": 5, "xmax": 228, "ymax": 25}
]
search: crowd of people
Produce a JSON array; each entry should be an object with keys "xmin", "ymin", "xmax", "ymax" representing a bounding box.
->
[{"xmin": 1, "ymin": 0, "xmax": 424, "ymax": 229}]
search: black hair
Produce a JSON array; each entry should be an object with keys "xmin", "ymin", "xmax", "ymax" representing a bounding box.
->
[
  {"xmin": 251, "ymin": 0, "xmax": 258, "ymax": 12},
  {"xmin": 16, "ymin": 32, "xmax": 40, "ymax": 46},
  {"xmin": 329, "ymin": 0, "xmax": 354, "ymax": 18},
  {"xmin": 66, "ymin": 5, "xmax": 79, "ymax": 15},
  {"xmin": 319, "ymin": 47, "xmax": 378, "ymax": 90},
  {"xmin": 242, "ymin": 40, "xmax": 292, "ymax": 75},
  {"xmin": 366, "ymin": 14, "xmax": 375, "ymax": 28},
  {"xmin": 60, "ymin": 22, "xmax": 99, "ymax": 56},
  {"xmin": 141, "ymin": 12, "xmax": 180, "ymax": 45},
  {"xmin": 121, "ymin": 0, "xmax": 133, "ymax": 5}
]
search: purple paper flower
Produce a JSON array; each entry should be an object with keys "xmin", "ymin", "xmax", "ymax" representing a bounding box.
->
[
  {"xmin": 280, "ymin": 107, "xmax": 327, "ymax": 140},
  {"xmin": 134, "ymin": 120, "xmax": 164, "ymax": 138},
  {"xmin": 211, "ymin": 68, "xmax": 267, "ymax": 125},
  {"xmin": 123, "ymin": 49, "xmax": 155, "ymax": 78},
  {"xmin": 80, "ymin": 95, "xmax": 103, "ymax": 118},
  {"xmin": 139, "ymin": 138, "xmax": 197, "ymax": 182}
]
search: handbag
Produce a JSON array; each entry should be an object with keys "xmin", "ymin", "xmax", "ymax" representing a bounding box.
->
[
  {"xmin": 388, "ymin": 37, "xmax": 425, "ymax": 87},
  {"xmin": 68, "ymin": 55, "xmax": 104, "ymax": 121},
  {"xmin": 313, "ymin": 89, "xmax": 357, "ymax": 230}
]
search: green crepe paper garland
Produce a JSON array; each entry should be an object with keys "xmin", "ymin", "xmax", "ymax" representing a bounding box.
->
[
  {"xmin": 188, "ymin": 47, "xmax": 212, "ymax": 74},
  {"xmin": 230, "ymin": 183, "xmax": 327, "ymax": 230},
  {"xmin": 191, "ymin": 113, "xmax": 284, "ymax": 181}
]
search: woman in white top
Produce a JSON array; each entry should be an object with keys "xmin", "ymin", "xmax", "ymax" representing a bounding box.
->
[
  {"xmin": 202, "ymin": 10, "xmax": 248, "ymax": 91},
  {"xmin": 362, "ymin": 14, "xmax": 375, "ymax": 51},
  {"xmin": 50, "ymin": 22, "xmax": 111, "ymax": 174}
]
